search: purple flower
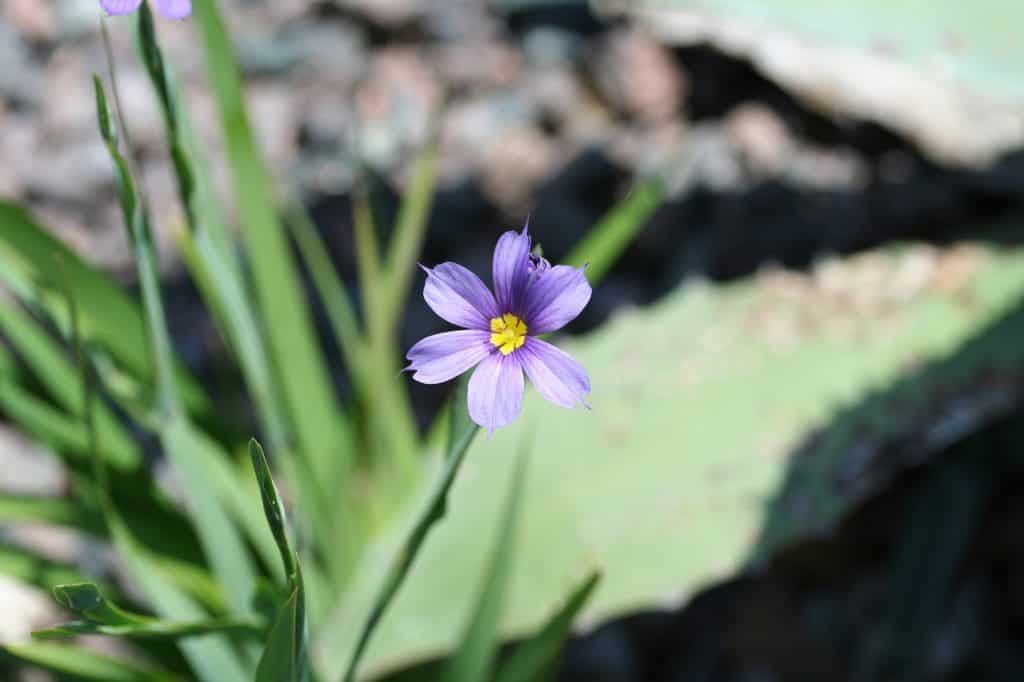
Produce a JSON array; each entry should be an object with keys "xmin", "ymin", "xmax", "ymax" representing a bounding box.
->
[
  {"xmin": 100, "ymin": 0, "xmax": 191, "ymax": 19},
  {"xmin": 407, "ymin": 226, "xmax": 592, "ymax": 432}
]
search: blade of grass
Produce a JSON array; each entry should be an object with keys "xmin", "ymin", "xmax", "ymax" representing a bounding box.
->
[
  {"xmin": 564, "ymin": 179, "xmax": 663, "ymax": 285},
  {"xmin": 191, "ymin": 0, "xmax": 352, "ymax": 504},
  {"xmin": 95, "ymin": 74, "xmax": 258, "ymax": 618},
  {"xmin": 0, "ymin": 541, "xmax": 96, "ymax": 592},
  {"xmin": 0, "ymin": 299, "xmax": 141, "ymax": 470},
  {"xmin": 492, "ymin": 572, "xmax": 600, "ymax": 682},
  {"xmin": 74, "ymin": 330, "xmax": 251, "ymax": 682},
  {"xmin": 0, "ymin": 201, "xmax": 209, "ymax": 414},
  {"xmin": 35, "ymin": 582, "xmax": 263, "ymax": 640},
  {"xmin": 250, "ymin": 440, "xmax": 308, "ymax": 682},
  {"xmin": 341, "ymin": 378, "xmax": 480, "ymax": 682},
  {"xmin": 283, "ymin": 201, "xmax": 365, "ymax": 383},
  {"xmin": 1, "ymin": 642, "xmax": 182, "ymax": 682},
  {"xmin": 136, "ymin": 4, "xmax": 292, "ymax": 466},
  {"xmin": 0, "ymin": 495, "xmax": 104, "ymax": 531},
  {"xmin": 440, "ymin": 452, "xmax": 528, "ymax": 682},
  {"xmin": 378, "ymin": 142, "xmax": 439, "ymax": 340}
]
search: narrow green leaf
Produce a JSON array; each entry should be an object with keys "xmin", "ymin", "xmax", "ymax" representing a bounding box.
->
[
  {"xmin": 191, "ymin": 0, "xmax": 352, "ymax": 501},
  {"xmin": 249, "ymin": 440, "xmax": 308, "ymax": 682},
  {"xmin": 0, "ymin": 542, "xmax": 95, "ymax": 592},
  {"xmin": 564, "ymin": 179, "xmax": 663, "ymax": 285},
  {"xmin": 0, "ymin": 201, "xmax": 208, "ymax": 415},
  {"xmin": 255, "ymin": 586, "xmax": 303, "ymax": 682},
  {"xmin": 380, "ymin": 142, "xmax": 439, "ymax": 339},
  {"xmin": 0, "ymin": 495, "xmax": 103, "ymax": 532},
  {"xmin": 493, "ymin": 572, "xmax": 601, "ymax": 682},
  {"xmin": 136, "ymin": 3, "xmax": 292, "ymax": 465},
  {"xmin": 1, "ymin": 642, "xmax": 181, "ymax": 682},
  {"xmin": 0, "ymin": 377, "xmax": 106, "ymax": 465},
  {"xmin": 284, "ymin": 201, "xmax": 365, "ymax": 384},
  {"xmin": 248, "ymin": 439, "xmax": 298, "ymax": 581},
  {"xmin": 95, "ymin": 73, "xmax": 259, "ymax": 618},
  {"xmin": 0, "ymin": 299, "xmax": 140, "ymax": 470},
  {"xmin": 341, "ymin": 378, "xmax": 479, "ymax": 682},
  {"xmin": 441, "ymin": 452, "xmax": 528, "ymax": 682},
  {"xmin": 34, "ymin": 583, "xmax": 262, "ymax": 640}
]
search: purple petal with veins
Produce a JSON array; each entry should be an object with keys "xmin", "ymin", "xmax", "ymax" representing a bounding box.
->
[
  {"xmin": 468, "ymin": 353, "xmax": 525, "ymax": 432},
  {"xmin": 405, "ymin": 330, "xmax": 492, "ymax": 384},
  {"xmin": 100, "ymin": 0, "xmax": 143, "ymax": 15}
]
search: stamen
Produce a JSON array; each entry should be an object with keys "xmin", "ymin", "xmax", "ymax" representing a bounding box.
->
[{"xmin": 489, "ymin": 313, "xmax": 528, "ymax": 355}]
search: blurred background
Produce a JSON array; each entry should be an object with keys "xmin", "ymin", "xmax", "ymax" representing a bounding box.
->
[{"xmin": 4, "ymin": 0, "xmax": 1024, "ymax": 680}]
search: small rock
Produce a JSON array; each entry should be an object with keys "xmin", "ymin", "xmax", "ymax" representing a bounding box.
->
[
  {"xmin": 5, "ymin": 0, "xmax": 57, "ymax": 43},
  {"xmin": 356, "ymin": 47, "xmax": 443, "ymax": 170},
  {"xmin": 724, "ymin": 102, "xmax": 793, "ymax": 177},
  {"xmin": 0, "ymin": 23, "xmax": 41, "ymax": 105},
  {"xmin": 432, "ymin": 40, "xmax": 522, "ymax": 90},
  {"xmin": 479, "ymin": 125, "xmax": 560, "ymax": 211},
  {"xmin": 592, "ymin": 27, "xmax": 686, "ymax": 124}
]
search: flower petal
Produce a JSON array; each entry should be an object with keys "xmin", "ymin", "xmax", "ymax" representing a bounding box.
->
[
  {"xmin": 492, "ymin": 228, "xmax": 532, "ymax": 313},
  {"xmin": 423, "ymin": 263, "xmax": 500, "ymax": 330},
  {"xmin": 406, "ymin": 330, "xmax": 492, "ymax": 384},
  {"xmin": 100, "ymin": 0, "xmax": 143, "ymax": 15},
  {"xmin": 154, "ymin": 0, "xmax": 191, "ymax": 18},
  {"xmin": 523, "ymin": 265, "xmax": 592, "ymax": 334},
  {"xmin": 468, "ymin": 353, "xmax": 524, "ymax": 432},
  {"xmin": 520, "ymin": 338, "xmax": 590, "ymax": 408}
]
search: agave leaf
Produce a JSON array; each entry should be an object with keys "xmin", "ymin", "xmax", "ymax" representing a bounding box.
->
[
  {"xmin": 622, "ymin": 0, "xmax": 1024, "ymax": 164},
  {"xmin": 318, "ymin": 242, "xmax": 1024, "ymax": 677}
]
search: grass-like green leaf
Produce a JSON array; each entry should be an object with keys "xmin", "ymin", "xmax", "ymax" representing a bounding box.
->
[
  {"xmin": 379, "ymin": 142, "xmax": 439, "ymax": 340},
  {"xmin": 0, "ymin": 495, "xmax": 103, "ymax": 531},
  {"xmin": 250, "ymin": 440, "xmax": 308, "ymax": 682},
  {"xmin": 493, "ymin": 572, "xmax": 601, "ymax": 682},
  {"xmin": 136, "ymin": 3, "xmax": 292, "ymax": 468},
  {"xmin": 0, "ymin": 542, "xmax": 96, "ymax": 593},
  {"xmin": 256, "ymin": 586, "xmax": 304, "ymax": 682},
  {"xmin": 95, "ymin": 73, "xmax": 259, "ymax": 619},
  {"xmin": 1, "ymin": 642, "xmax": 182, "ymax": 682},
  {"xmin": 0, "ymin": 201, "xmax": 208, "ymax": 415},
  {"xmin": 35, "ymin": 582, "xmax": 263, "ymax": 640},
  {"xmin": 440, "ymin": 453, "xmax": 528, "ymax": 682},
  {"xmin": 191, "ymin": 0, "xmax": 352, "ymax": 504},
  {"xmin": 341, "ymin": 378, "xmax": 480, "ymax": 682},
  {"xmin": 564, "ymin": 179, "xmax": 662, "ymax": 284},
  {"xmin": 284, "ymin": 201, "xmax": 365, "ymax": 384},
  {"xmin": 0, "ymin": 299, "xmax": 141, "ymax": 470}
]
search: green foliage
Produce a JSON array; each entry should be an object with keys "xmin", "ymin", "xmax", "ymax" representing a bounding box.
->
[
  {"xmin": 318, "ymin": 245, "xmax": 1024, "ymax": 677},
  {"xmin": 441, "ymin": 454, "xmax": 528, "ymax": 682},
  {"xmin": 12, "ymin": 2, "xmax": 1024, "ymax": 682},
  {"xmin": 1, "ymin": 642, "xmax": 182, "ymax": 682},
  {"xmin": 249, "ymin": 440, "xmax": 307, "ymax": 682},
  {"xmin": 493, "ymin": 571, "xmax": 601, "ymax": 682},
  {"xmin": 566, "ymin": 179, "xmax": 663, "ymax": 283},
  {"xmin": 35, "ymin": 582, "xmax": 262, "ymax": 640},
  {"xmin": 342, "ymin": 379, "xmax": 480, "ymax": 682}
]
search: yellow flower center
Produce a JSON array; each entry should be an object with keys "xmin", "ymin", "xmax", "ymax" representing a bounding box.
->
[{"xmin": 489, "ymin": 313, "xmax": 528, "ymax": 355}]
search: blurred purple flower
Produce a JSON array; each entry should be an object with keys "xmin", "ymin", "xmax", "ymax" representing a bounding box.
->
[
  {"xmin": 100, "ymin": 0, "xmax": 191, "ymax": 20},
  {"xmin": 407, "ymin": 226, "xmax": 592, "ymax": 432}
]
